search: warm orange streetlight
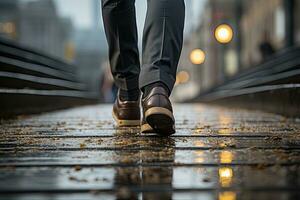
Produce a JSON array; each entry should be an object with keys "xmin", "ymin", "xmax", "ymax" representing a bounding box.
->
[
  {"xmin": 175, "ymin": 70, "xmax": 190, "ymax": 85},
  {"xmin": 215, "ymin": 24, "xmax": 234, "ymax": 44},
  {"xmin": 0, "ymin": 22, "xmax": 15, "ymax": 34},
  {"xmin": 190, "ymin": 49, "xmax": 206, "ymax": 65}
]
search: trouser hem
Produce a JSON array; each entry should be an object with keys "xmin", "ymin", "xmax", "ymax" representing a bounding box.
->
[{"xmin": 139, "ymin": 67, "xmax": 175, "ymax": 93}]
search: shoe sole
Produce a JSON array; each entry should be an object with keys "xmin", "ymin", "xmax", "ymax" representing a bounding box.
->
[
  {"xmin": 112, "ymin": 111, "xmax": 140, "ymax": 127},
  {"xmin": 141, "ymin": 123, "xmax": 154, "ymax": 133},
  {"xmin": 145, "ymin": 107, "xmax": 175, "ymax": 136}
]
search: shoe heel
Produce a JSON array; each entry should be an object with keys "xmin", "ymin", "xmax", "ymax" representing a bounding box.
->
[{"xmin": 145, "ymin": 107, "xmax": 175, "ymax": 135}]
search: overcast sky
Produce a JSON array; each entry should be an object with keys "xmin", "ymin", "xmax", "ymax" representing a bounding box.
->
[{"xmin": 54, "ymin": 0, "xmax": 94, "ymax": 29}]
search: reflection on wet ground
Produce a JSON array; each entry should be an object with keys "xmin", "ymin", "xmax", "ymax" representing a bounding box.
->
[{"xmin": 0, "ymin": 104, "xmax": 300, "ymax": 200}]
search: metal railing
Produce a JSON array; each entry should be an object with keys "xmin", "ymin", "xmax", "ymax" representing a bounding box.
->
[
  {"xmin": 194, "ymin": 46, "xmax": 300, "ymax": 117},
  {"xmin": 0, "ymin": 38, "xmax": 98, "ymax": 117}
]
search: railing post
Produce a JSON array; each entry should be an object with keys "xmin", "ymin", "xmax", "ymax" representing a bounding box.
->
[{"xmin": 284, "ymin": 0, "xmax": 295, "ymax": 47}]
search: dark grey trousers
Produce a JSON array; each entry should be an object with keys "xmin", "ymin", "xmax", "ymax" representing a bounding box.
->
[{"xmin": 101, "ymin": 0, "xmax": 185, "ymax": 92}]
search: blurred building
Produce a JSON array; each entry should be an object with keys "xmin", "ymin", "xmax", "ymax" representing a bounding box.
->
[
  {"xmin": 0, "ymin": 0, "xmax": 73, "ymax": 60},
  {"xmin": 73, "ymin": 0, "xmax": 107, "ymax": 98},
  {"xmin": 0, "ymin": 1, "xmax": 19, "ymax": 40},
  {"xmin": 73, "ymin": 29, "xmax": 105, "ymax": 97},
  {"xmin": 240, "ymin": 0, "xmax": 285, "ymax": 68},
  {"xmin": 19, "ymin": 0, "xmax": 72, "ymax": 59},
  {"xmin": 175, "ymin": 0, "xmax": 239, "ymax": 101},
  {"xmin": 174, "ymin": 0, "xmax": 299, "ymax": 101}
]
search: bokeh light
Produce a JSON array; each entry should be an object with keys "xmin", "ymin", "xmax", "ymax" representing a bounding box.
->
[
  {"xmin": 215, "ymin": 24, "xmax": 234, "ymax": 44},
  {"xmin": 0, "ymin": 22, "xmax": 16, "ymax": 34},
  {"xmin": 175, "ymin": 71, "xmax": 190, "ymax": 85},
  {"xmin": 190, "ymin": 49, "xmax": 206, "ymax": 65}
]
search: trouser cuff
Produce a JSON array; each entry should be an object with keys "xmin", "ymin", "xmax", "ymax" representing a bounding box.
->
[
  {"xmin": 114, "ymin": 75, "xmax": 139, "ymax": 91},
  {"xmin": 139, "ymin": 67, "xmax": 176, "ymax": 94}
]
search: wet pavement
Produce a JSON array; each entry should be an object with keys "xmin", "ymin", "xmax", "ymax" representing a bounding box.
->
[{"xmin": 0, "ymin": 104, "xmax": 300, "ymax": 200}]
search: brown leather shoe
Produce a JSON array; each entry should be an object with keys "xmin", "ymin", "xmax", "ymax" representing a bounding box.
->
[
  {"xmin": 112, "ymin": 95, "xmax": 140, "ymax": 127},
  {"xmin": 142, "ymin": 87, "xmax": 175, "ymax": 135}
]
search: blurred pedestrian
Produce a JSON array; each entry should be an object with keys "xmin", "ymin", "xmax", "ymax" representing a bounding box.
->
[
  {"xmin": 100, "ymin": 62, "xmax": 118, "ymax": 103},
  {"xmin": 259, "ymin": 31, "xmax": 275, "ymax": 61},
  {"xmin": 102, "ymin": 0, "xmax": 185, "ymax": 135}
]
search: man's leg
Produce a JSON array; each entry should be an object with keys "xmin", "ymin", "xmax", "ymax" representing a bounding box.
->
[
  {"xmin": 102, "ymin": 0, "xmax": 141, "ymax": 127},
  {"xmin": 139, "ymin": 0, "xmax": 185, "ymax": 136},
  {"xmin": 140, "ymin": 0, "xmax": 185, "ymax": 135},
  {"xmin": 140, "ymin": 0, "xmax": 185, "ymax": 94},
  {"xmin": 102, "ymin": 0, "xmax": 140, "ymax": 101}
]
